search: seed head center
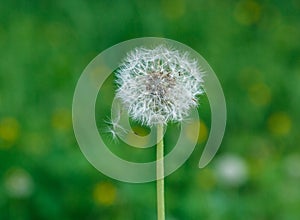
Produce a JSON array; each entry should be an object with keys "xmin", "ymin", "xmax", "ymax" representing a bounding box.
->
[{"xmin": 145, "ymin": 72, "xmax": 176, "ymax": 98}]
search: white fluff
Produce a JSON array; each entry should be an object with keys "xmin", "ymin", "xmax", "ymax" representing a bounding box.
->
[{"xmin": 115, "ymin": 45, "xmax": 204, "ymax": 126}]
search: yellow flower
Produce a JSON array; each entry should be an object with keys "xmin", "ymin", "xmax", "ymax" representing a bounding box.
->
[
  {"xmin": 93, "ymin": 182, "xmax": 117, "ymax": 206},
  {"xmin": 51, "ymin": 108, "xmax": 72, "ymax": 132},
  {"xmin": 248, "ymin": 82, "xmax": 272, "ymax": 106},
  {"xmin": 234, "ymin": 0, "xmax": 262, "ymax": 25},
  {"xmin": 267, "ymin": 112, "xmax": 292, "ymax": 136},
  {"xmin": 0, "ymin": 117, "xmax": 20, "ymax": 148},
  {"xmin": 196, "ymin": 169, "xmax": 216, "ymax": 191},
  {"xmin": 185, "ymin": 120, "xmax": 208, "ymax": 144},
  {"xmin": 161, "ymin": 0, "xmax": 186, "ymax": 20}
]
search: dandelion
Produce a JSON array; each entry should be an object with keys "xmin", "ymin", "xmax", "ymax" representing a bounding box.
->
[
  {"xmin": 115, "ymin": 45, "xmax": 204, "ymax": 126},
  {"xmin": 115, "ymin": 45, "xmax": 204, "ymax": 220},
  {"xmin": 4, "ymin": 168, "xmax": 34, "ymax": 199},
  {"xmin": 214, "ymin": 154, "xmax": 248, "ymax": 187}
]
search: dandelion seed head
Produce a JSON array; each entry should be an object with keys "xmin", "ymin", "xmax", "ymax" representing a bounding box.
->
[{"xmin": 116, "ymin": 45, "xmax": 204, "ymax": 126}]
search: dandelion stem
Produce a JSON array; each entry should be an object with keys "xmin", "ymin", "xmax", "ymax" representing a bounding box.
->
[{"xmin": 156, "ymin": 124, "xmax": 165, "ymax": 220}]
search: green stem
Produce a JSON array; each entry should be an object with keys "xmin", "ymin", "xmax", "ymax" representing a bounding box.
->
[{"xmin": 156, "ymin": 124, "xmax": 165, "ymax": 220}]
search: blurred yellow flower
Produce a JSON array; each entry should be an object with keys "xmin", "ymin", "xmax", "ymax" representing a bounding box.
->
[
  {"xmin": 51, "ymin": 108, "xmax": 72, "ymax": 132},
  {"xmin": 0, "ymin": 117, "xmax": 20, "ymax": 147},
  {"xmin": 23, "ymin": 132, "xmax": 49, "ymax": 155},
  {"xmin": 161, "ymin": 0, "xmax": 186, "ymax": 20},
  {"xmin": 238, "ymin": 67, "xmax": 262, "ymax": 87},
  {"xmin": 234, "ymin": 0, "xmax": 262, "ymax": 25},
  {"xmin": 93, "ymin": 182, "xmax": 117, "ymax": 206},
  {"xmin": 196, "ymin": 169, "xmax": 216, "ymax": 191},
  {"xmin": 185, "ymin": 120, "xmax": 208, "ymax": 144},
  {"xmin": 248, "ymin": 82, "xmax": 272, "ymax": 106},
  {"xmin": 267, "ymin": 112, "xmax": 292, "ymax": 136}
]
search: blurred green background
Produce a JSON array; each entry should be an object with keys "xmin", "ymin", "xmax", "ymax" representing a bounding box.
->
[{"xmin": 1, "ymin": 0, "xmax": 300, "ymax": 219}]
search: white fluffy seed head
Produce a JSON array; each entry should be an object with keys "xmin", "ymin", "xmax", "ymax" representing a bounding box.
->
[{"xmin": 115, "ymin": 45, "xmax": 204, "ymax": 126}]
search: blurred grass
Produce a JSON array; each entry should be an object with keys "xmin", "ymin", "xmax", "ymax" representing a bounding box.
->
[{"xmin": 0, "ymin": 0, "xmax": 300, "ymax": 219}]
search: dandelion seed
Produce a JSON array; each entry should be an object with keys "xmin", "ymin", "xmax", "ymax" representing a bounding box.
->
[
  {"xmin": 104, "ymin": 124, "xmax": 119, "ymax": 141},
  {"xmin": 103, "ymin": 109, "xmax": 128, "ymax": 141},
  {"xmin": 116, "ymin": 45, "xmax": 205, "ymax": 127}
]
